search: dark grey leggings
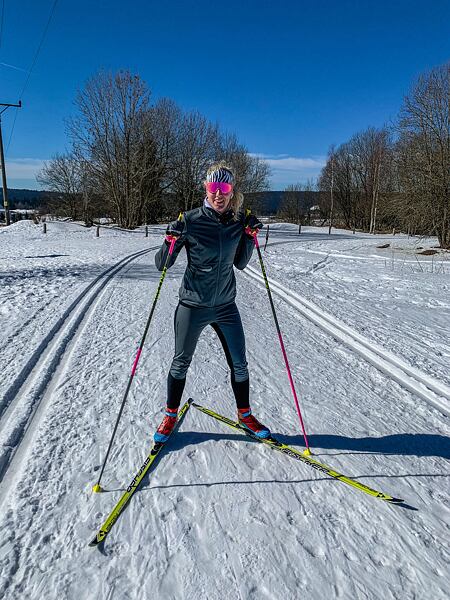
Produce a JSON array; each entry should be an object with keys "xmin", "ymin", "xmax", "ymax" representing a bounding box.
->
[{"xmin": 167, "ymin": 301, "xmax": 249, "ymax": 409}]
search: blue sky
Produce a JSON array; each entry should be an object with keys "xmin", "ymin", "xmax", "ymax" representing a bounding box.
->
[{"xmin": 1, "ymin": 0, "xmax": 449, "ymax": 190}]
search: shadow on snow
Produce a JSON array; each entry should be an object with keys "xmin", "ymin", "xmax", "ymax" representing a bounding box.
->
[
  {"xmin": 163, "ymin": 430, "xmax": 450, "ymax": 460},
  {"xmin": 97, "ymin": 430, "xmax": 447, "ymax": 502}
]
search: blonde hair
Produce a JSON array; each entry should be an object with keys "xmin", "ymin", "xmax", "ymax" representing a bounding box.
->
[{"xmin": 206, "ymin": 161, "xmax": 243, "ymax": 218}]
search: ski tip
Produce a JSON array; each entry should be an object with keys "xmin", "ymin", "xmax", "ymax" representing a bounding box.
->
[
  {"xmin": 89, "ymin": 532, "xmax": 108, "ymax": 548},
  {"xmin": 92, "ymin": 484, "xmax": 103, "ymax": 493},
  {"xmin": 187, "ymin": 397, "xmax": 195, "ymax": 405},
  {"xmin": 88, "ymin": 537, "xmax": 101, "ymax": 547},
  {"xmin": 387, "ymin": 497, "xmax": 409, "ymax": 506},
  {"xmin": 89, "ymin": 529, "xmax": 108, "ymax": 547}
]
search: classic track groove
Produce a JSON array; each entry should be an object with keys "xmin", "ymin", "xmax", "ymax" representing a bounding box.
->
[
  {"xmin": 0, "ymin": 246, "xmax": 159, "ymax": 500},
  {"xmin": 242, "ymin": 264, "xmax": 450, "ymax": 417}
]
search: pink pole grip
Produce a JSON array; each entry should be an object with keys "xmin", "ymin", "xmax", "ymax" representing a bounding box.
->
[{"xmin": 168, "ymin": 237, "xmax": 177, "ymax": 255}]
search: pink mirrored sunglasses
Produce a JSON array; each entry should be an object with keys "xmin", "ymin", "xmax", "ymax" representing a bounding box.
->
[{"xmin": 206, "ymin": 181, "xmax": 233, "ymax": 194}]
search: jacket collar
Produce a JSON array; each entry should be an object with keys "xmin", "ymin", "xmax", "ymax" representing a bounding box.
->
[{"xmin": 202, "ymin": 202, "xmax": 235, "ymax": 224}]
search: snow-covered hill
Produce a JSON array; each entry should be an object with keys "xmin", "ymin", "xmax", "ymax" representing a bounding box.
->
[{"xmin": 0, "ymin": 221, "xmax": 448, "ymax": 599}]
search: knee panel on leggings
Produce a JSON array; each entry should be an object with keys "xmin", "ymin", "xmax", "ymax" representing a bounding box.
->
[
  {"xmin": 169, "ymin": 303, "xmax": 210, "ymax": 380},
  {"xmin": 210, "ymin": 321, "xmax": 248, "ymax": 382}
]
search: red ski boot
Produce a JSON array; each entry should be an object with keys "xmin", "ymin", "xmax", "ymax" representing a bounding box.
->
[
  {"xmin": 154, "ymin": 407, "xmax": 178, "ymax": 443},
  {"xmin": 238, "ymin": 408, "xmax": 271, "ymax": 439}
]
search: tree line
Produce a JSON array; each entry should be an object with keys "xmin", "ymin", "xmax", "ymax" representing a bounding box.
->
[
  {"xmin": 37, "ymin": 64, "xmax": 449, "ymax": 248},
  {"xmin": 37, "ymin": 70, "xmax": 270, "ymax": 228},
  {"xmin": 277, "ymin": 62, "xmax": 449, "ymax": 248}
]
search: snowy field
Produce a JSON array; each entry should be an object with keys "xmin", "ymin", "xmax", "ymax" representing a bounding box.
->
[{"xmin": 0, "ymin": 220, "xmax": 449, "ymax": 600}]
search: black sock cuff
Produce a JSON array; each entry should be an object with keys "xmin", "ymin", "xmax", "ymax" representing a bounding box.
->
[
  {"xmin": 167, "ymin": 374, "xmax": 186, "ymax": 409},
  {"xmin": 231, "ymin": 377, "xmax": 250, "ymax": 409}
]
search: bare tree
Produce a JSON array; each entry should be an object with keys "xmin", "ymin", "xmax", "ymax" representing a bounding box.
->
[
  {"xmin": 141, "ymin": 98, "xmax": 183, "ymax": 222},
  {"xmin": 278, "ymin": 183, "xmax": 303, "ymax": 224},
  {"xmin": 169, "ymin": 111, "xmax": 219, "ymax": 212},
  {"xmin": 319, "ymin": 143, "xmax": 357, "ymax": 229},
  {"xmin": 319, "ymin": 129, "xmax": 393, "ymax": 232},
  {"xmin": 395, "ymin": 63, "xmax": 450, "ymax": 247},
  {"xmin": 217, "ymin": 134, "xmax": 271, "ymax": 192},
  {"xmin": 36, "ymin": 153, "xmax": 84, "ymax": 220},
  {"xmin": 277, "ymin": 182, "xmax": 317, "ymax": 227},
  {"xmin": 168, "ymin": 121, "xmax": 271, "ymax": 214},
  {"xmin": 349, "ymin": 127, "xmax": 392, "ymax": 233},
  {"xmin": 51, "ymin": 69, "xmax": 272, "ymax": 225},
  {"xmin": 318, "ymin": 63, "xmax": 448, "ymax": 241},
  {"xmin": 68, "ymin": 70, "xmax": 154, "ymax": 228}
]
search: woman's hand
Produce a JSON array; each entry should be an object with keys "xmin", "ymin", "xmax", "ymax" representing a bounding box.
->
[
  {"xmin": 165, "ymin": 219, "xmax": 185, "ymax": 243},
  {"xmin": 245, "ymin": 213, "xmax": 263, "ymax": 238}
]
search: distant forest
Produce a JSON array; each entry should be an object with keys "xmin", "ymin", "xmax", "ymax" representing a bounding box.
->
[{"xmin": 0, "ymin": 188, "xmax": 59, "ymax": 210}]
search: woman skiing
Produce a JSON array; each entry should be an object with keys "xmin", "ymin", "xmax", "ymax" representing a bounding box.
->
[{"xmin": 154, "ymin": 162, "xmax": 271, "ymax": 442}]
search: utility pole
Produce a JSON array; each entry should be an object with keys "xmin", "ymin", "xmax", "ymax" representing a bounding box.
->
[
  {"xmin": 328, "ymin": 150, "xmax": 334, "ymax": 235},
  {"xmin": 0, "ymin": 101, "xmax": 22, "ymax": 226}
]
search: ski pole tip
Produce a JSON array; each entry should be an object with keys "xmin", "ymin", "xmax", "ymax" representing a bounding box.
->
[
  {"xmin": 92, "ymin": 484, "xmax": 103, "ymax": 493},
  {"xmin": 303, "ymin": 448, "xmax": 312, "ymax": 456}
]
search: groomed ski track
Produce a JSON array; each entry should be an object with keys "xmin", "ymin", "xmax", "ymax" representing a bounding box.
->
[
  {"xmin": 243, "ymin": 264, "xmax": 450, "ymax": 416},
  {"xmin": 0, "ymin": 226, "xmax": 448, "ymax": 599},
  {"xmin": 0, "ymin": 246, "xmax": 158, "ymax": 500}
]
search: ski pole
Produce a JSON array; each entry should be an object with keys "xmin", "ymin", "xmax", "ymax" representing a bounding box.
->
[
  {"xmin": 247, "ymin": 219, "xmax": 311, "ymax": 455},
  {"xmin": 93, "ymin": 214, "xmax": 183, "ymax": 492}
]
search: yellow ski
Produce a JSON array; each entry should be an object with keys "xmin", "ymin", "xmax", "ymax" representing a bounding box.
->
[
  {"xmin": 192, "ymin": 402, "xmax": 404, "ymax": 505},
  {"xmin": 89, "ymin": 399, "xmax": 192, "ymax": 547}
]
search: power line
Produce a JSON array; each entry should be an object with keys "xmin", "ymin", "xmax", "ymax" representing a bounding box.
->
[
  {"xmin": 0, "ymin": 0, "xmax": 5, "ymax": 55},
  {"xmin": 19, "ymin": 0, "xmax": 59, "ymax": 99},
  {"xmin": 5, "ymin": 0, "xmax": 59, "ymax": 155}
]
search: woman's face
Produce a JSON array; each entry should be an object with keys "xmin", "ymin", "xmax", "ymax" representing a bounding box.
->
[{"xmin": 204, "ymin": 182, "xmax": 233, "ymax": 214}]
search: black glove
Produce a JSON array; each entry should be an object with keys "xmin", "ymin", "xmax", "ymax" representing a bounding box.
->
[
  {"xmin": 165, "ymin": 218, "xmax": 185, "ymax": 242},
  {"xmin": 244, "ymin": 213, "xmax": 263, "ymax": 238}
]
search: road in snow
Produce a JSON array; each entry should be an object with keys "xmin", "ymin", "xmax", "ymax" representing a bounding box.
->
[{"xmin": 0, "ymin": 221, "xmax": 448, "ymax": 599}]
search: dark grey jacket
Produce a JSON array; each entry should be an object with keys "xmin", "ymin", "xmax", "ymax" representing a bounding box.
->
[{"xmin": 155, "ymin": 205, "xmax": 255, "ymax": 308}]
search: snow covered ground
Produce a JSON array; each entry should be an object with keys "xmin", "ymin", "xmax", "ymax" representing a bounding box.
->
[{"xmin": 0, "ymin": 221, "xmax": 448, "ymax": 599}]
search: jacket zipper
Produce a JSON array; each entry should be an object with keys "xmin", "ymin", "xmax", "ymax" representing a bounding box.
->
[{"xmin": 213, "ymin": 222, "xmax": 222, "ymax": 306}]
